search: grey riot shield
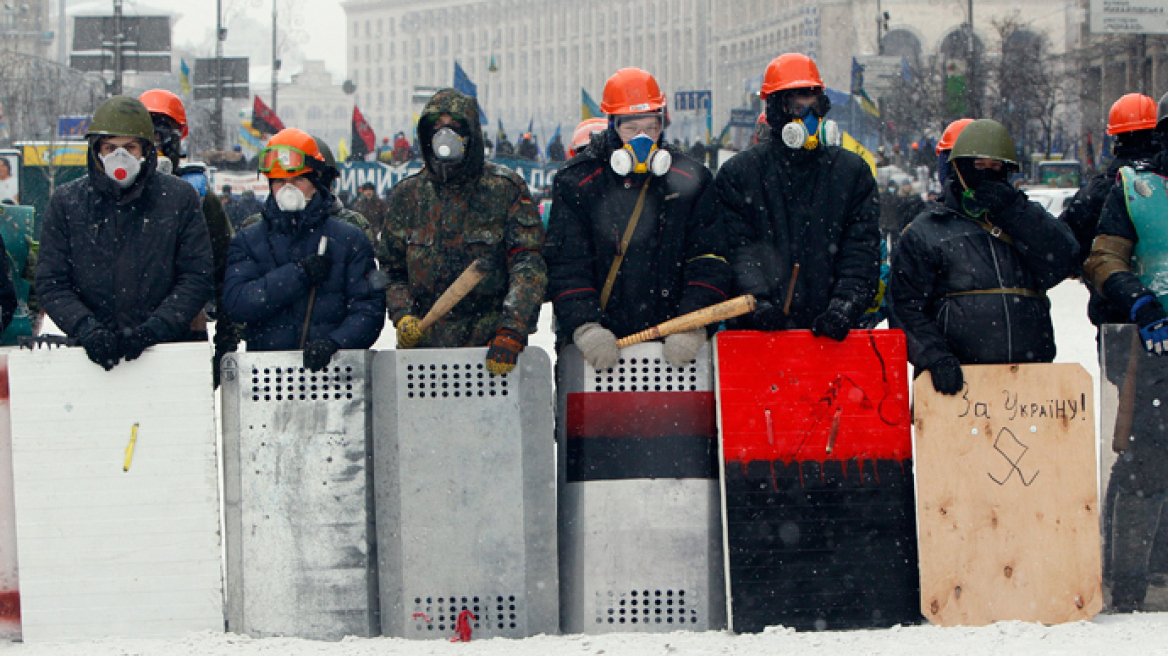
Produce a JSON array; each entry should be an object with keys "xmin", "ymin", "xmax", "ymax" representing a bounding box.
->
[
  {"xmin": 221, "ymin": 350, "xmax": 378, "ymax": 640},
  {"xmin": 1100, "ymin": 324, "xmax": 1168, "ymax": 612},
  {"xmin": 556, "ymin": 342, "xmax": 726, "ymax": 634},
  {"xmin": 371, "ymin": 346, "xmax": 558, "ymax": 639}
]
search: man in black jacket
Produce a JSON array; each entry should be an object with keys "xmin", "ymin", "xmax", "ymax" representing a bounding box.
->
[
  {"xmin": 36, "ymin": 95, "xmax": 214, "ymax": 371},
  {"xmin": 545, "ymin": 67, "xmax": 731, "ymax": 370},
  {"xmin": 889, "ymin": 119, "xmax": 1078, "ymax": 394},
  {"xmin": 1084, "ymin": 93, "xmax": 1168, "ymax": 611},
  {"xmin": 717, "ymin": 53, "xmax": 880, "ymax": 339}
]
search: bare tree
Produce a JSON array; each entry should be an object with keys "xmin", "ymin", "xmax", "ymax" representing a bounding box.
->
[
  {"xmin": 0, "ymin": 50, "xmax": 106, "ymax": 199},
  {"xmin": 989, "ymin": 15, "xmax": 1069, "ymax": 160}
]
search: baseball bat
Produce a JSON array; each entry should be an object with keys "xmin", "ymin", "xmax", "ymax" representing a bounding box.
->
[
  {"xmin": 418, "ymin": 259, "xmax": 490, "ymax": 333},
  {"xmin": 299, "ymin": 236, "xmax": 329, "ymax": 349},
  {"xmin": 615, "ymin": 295, "xmax": 757, "ymax": 348}
]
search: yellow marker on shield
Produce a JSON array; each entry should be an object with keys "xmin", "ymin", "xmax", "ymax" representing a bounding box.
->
[{"xmin": 124, "ymin": 422, "xmax": 139, "ymax": 472}]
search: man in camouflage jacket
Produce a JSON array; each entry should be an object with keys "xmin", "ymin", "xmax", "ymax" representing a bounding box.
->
[{"xmin": 378, "ymin": 88, "xmax": 547, "ymax": 375}]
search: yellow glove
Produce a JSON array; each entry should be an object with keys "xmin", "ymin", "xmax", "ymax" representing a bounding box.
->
[{"xmin": 396, "ymin": 315, "xmax": 423, "ymax": 348}]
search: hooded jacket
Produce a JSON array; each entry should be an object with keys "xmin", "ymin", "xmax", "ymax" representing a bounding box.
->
[
  {"xmin": 715, "ymin": 139, "xmax": 881, "ymax": 329},
  {"xmin": 36, "ymin": 140, "xmax": 214, "ymax": 341},
  {"xmin": 379, "ymin": 88, "xmax": 546, "ymax": 347},
  {"xmin": 889, "ymin": 183, "xmax": 1079, "ymax": 369},
  {"xmin": 544, "ymin": 129, "xmax": 731, "ymax": 341},
  {"xmin": 223, "ymin": 191, "xmax": 385, "ymax": 351}
]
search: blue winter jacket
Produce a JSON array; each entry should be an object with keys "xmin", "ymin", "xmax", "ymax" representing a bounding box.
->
[{"xmin": 223, "ymin": 193, "xmax": 385, "ymax": 351}]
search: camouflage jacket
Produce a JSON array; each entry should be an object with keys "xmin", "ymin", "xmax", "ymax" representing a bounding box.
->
[{"xmin": 378, "ymin": 88, "xmax": 547, "ymax": 347}]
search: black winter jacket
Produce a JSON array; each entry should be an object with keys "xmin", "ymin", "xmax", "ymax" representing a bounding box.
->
[
  {"xmin": 544, "ymin": 133, "xmax": 732, "ymax": 341},
  {"xmin": 889, "ymin": 185, "xmax": 1079, "ymax": 369},
  {"xmin": 715, "ymin": 141, "xmax": 881, "ymax": 329},
  {"xmin": 36, "ymin": 150, "xmax": 214, "ymax": 341},
  {"xmin": 223, "ymin": 193, "xmax": 385, "ymax": 351},
  {"xmin": 1061, "ymin": 154, "xmax": 1152, "ymax": 327}
]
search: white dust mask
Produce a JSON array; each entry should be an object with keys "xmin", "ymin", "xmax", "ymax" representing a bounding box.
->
[
  {"xmin": 275, "ymin": 183, "xmax": 308, "ymax": 212},
  {"xmin": 101, "ymin": 147, "xmax": 142, "ymax": 188}
]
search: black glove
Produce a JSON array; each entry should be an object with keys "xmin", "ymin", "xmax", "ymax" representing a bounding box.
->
[
  {"xmin": 927, "ymin": 355, "xmax": 965, "ymax": 395},
  {"xmin": 120, "ymin": 325, "xmax": 159, "ymax": 361},
  {"xmin": 811, "ymin": 299, "xmax": 855, "ymax": 341},
  {"xmin": 303, "ymin": 338, "xmax": 340, "ymax": 372},
  {"xmin": 298, "ymin": 254, "xmax": 332, "ymax": 287},
  {"xmin": 76, "ymin": 323, "xmax": 120, "ymax": 371},
  {"xmin": 973, "ymin": 181, "xmax": 1023, "ymax": 216},
  {"xmin": 750, "ymin": 297, "xmax": 786, "ymax": 329}
]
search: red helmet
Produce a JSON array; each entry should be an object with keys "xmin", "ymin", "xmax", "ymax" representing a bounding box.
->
[
  {"xmin": 601, "ymin": 68, "xmax": 666, "ymax": 115},
  {"xmin": 257, "ymin": 128, "xmax": 325, "ymax": 179},
  {"xmin": 936, "ymin": 118, "xmax": 975, "ymax": 154},
  {"xmin": 1108, "ymin": 93, "xmax": 1158, "ymax": 135},
  {"xmin": 139, "ymin": 89, "xmax": 188, "ymax": 138},
  {"xmin": 761, "ymin": 53, "xmax": 824, "ymax": 99},
  {"xmin": 570, "ymin": 118, "xmax": 608, "ymax": 157}
]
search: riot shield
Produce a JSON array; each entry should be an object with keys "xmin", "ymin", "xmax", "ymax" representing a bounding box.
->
[
  {"xmin": 1100, "ymin": 323, "xmax": 1168, "ymax": 613},
  {"xmin": 714, "ymin": 329, "xmax": 919, "ymax": 633},
  {"xmin": 556, "ymin": 342, "xmax": 726, "ymax": 634},
  {"xmin": 914, "ymin": 362, "xmax": 1100, "ymax": 625},
  {"xmin": 220, "ymin": 350, "xmax": 378, "ymax": 639},
  {"xmin": 7, "ymin": 343, "xmax": 223, "ymax": 641},
  {"xmin": 371, "ymin": 347, "xmax": 557, "ymax": 640}
]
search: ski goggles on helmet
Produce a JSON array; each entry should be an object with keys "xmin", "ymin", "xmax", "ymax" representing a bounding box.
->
[{"xmin": 257, "ymin": 144, "xmax": 321, "ymax": 178}]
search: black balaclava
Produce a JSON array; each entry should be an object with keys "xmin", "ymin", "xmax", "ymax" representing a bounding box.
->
[
  {"xmin": 151, "ymin": 114, "xmax": 183, "ymax": 173},
  {"xmin": 1115, "ymin": 128, "xmax": 1158, "ymax": 161}
]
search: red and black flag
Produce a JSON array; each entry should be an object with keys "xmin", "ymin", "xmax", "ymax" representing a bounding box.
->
[
  {"xmin": 351, "ymin": 106, "xmax": 375, "ymax": 160},
  {"xmin": 252, "ymin": 95, "xmax": 285, "ymax": 136}
]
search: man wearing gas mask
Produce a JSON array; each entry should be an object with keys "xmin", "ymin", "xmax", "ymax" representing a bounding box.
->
[
  {"xmin": 140, "ymin": 89, "xmax": 239, "ymax": 385},
  {"xmin": 544, "ymin": 67, "xmax": 731, "ymax": 370},
  {"xmin": 379, "ymin": 88, "xmax": 546, "ymax": 376},
  {"xmin": 36, "ymin": 95, "xmax": 214, "ymax": 371},
  {"xmin": 716, "ymin": 54, "xmax": 879, "ymax": 340},
  {"xmin": 888, "ymin": 119, "xmax": 1077, "ymax": 394},
  {"xmin": 223, "ymin": 128, "xmax": 384, "ymax": 372}
]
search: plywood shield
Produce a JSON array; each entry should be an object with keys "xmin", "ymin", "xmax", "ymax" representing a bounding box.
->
[{"xmin": 914, "ymin": 363, "xmax": 1101, "ymax": 626}]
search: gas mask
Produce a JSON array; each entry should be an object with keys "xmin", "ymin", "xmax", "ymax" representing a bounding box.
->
[
  {"xmin": 432, "ymin": 127, "xmax": 466, "ymax": 163},
  {"xmin": 156, "ymin": 158, "xmax": 174, "ymax": 176},
  {"xmin": 780, "ymin": 108, "xmax": 840, "ymax": 150},
  {"xmin": 275, "ymin": 183, "xmax": 308, "ymax": 213},
  {"xmin": 100, "ymin": 147, "xmax": 143, "ymax": 189},
  {"xmin": 610, "ymin": 133, "xmax": 671, "ymax": 177}
]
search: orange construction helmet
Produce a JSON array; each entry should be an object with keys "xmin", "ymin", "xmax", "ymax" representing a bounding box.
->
[
  {"xmin": 257, "ymin": 128, "xmax": 325, "ymax": 179},
  {"xmin": 1108, "ymin": 93, "xmax": 1158, "ymax": 135},
  {"xmin": 936, "ymin": 118, "xmax": 975, "ymax": 154},
  {"xmin": 570, "ymin": 118, "xmax": 608, "ymax": 157},
  {"xmin": 600, "ymin": 68, "xmax": 666, "ymax": 115},
  {"xmin": 760, "ymin": 53, "xmax": 824, "ymax": 99},
  {"xmin": 139, "ymin": 89, "xmax": 188, "ymax": 138}
]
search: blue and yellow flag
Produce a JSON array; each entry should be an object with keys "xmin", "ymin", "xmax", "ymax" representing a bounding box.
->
[
  {"xmin": 180, "ymin": 59, "xmax": 192, "ymax": 95},
  {"xmin": 582, "ymin": 89, "xmax": 602, "ymax": 120}
]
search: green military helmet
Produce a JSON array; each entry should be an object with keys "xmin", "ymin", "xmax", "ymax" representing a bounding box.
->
[
  {"xmin": 310, "ymin": 134, "xmax": 339, "ymax": 187},
  {"xmin": 86, "ymin": 95, "xmax": 155, "ymax": 142},
  {"xmin": 948, "ymin": 118, "xmax": 1018, "ymax": 166}
]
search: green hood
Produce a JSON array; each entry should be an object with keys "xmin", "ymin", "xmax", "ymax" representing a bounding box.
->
[{"xmin": 418, "ymin": 88, "xmax": 486, "ymax": 184}]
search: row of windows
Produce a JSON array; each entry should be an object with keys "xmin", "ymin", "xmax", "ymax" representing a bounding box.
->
[{"xmin": 352, "ymin": 0, "xmax": 700, "ymax": 42}]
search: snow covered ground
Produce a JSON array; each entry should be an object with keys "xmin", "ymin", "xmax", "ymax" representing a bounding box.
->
[{"xmin": 11, "ymin": 282, "xmax": 1168, "ymax": 655}]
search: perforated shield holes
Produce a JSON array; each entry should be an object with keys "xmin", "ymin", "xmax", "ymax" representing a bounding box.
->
[
  {"xmin": 410, "ymin": 593, "xmax": 522, "ymax": 635},
  {"xmin": 591, "ymin": 356, "xmax": 702, "ymax": 392},
  {"xmin": 250, "ymin": 365, "xmax": 357, "ymax": 403},
  {"xmin": 404, "ymin": 361, "xmax": 510, "ymax": 399},
  {"xmin": 595, "ymin": 589, "xmax": 700, "ymax": 626}
]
